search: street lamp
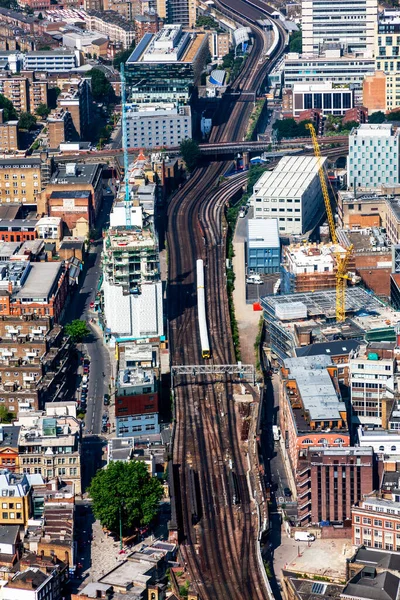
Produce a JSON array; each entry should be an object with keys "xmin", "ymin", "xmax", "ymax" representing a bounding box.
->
[{"xmin": 119, "ymin": 503, "xmax": 124, "ymax": 551}]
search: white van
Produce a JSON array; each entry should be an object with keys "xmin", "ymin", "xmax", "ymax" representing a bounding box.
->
[
  {"xmin": 294, "ymin": 532, "xmax": 315, "ymax": 542},
  {"xmin": 246, "ymin": 274, "xmax": 262, "ymax": 285}
]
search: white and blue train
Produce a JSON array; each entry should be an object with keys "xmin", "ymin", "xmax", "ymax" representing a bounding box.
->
[{"xmin": 196, "ymin": 259, "xmax": 211, "ymax": 359}]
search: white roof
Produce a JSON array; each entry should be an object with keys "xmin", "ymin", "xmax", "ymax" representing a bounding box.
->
[
  {"xmin": 354, "ymin": 123, "xmax": 394, "ymax": 137},
  {"xmin": 247, "ymin": 218, "xmax": 280, "ymax": 248},
  {"xmin": 253, "ymin": 156, "xmax": 325, "ymax": 199}
]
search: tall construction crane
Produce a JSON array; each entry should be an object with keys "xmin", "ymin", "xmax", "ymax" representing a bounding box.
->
[
  {"xmin": 120, "ymin": 62, "xmax": 131, "ymax": 228},
  {"xmin": 306, "ymin": 122, "xmax": 353, "ymax": 323}
]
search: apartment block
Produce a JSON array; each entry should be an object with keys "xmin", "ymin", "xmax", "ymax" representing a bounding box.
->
[
  {"xmin": 0, "ymin": 471, "xmax": 31, "ymax": 526},
  {"xmin": 251, "ymin": 156, "xmax": 325, "ymax": 236},
  {"xmin": 126, "ymin": 102, "xmax": 192, "ymax": 149},
  {"xmin": 279, "ymin": 355, "xmax": 350, "ymax": 477},
  {"xmin": 166, "ymin": 0, "xmax": 196, "ymax": 27},
  {"xmin": 17, "ymin": 406, "xmax": 82, "ymax": 494},
  {"xmin": 209, "ymin": 30, "xmax": 230, "ymax": 60},
  {"xmin": 57, "ymin": 78, "xmax": 92, "ymax": 140},
  {"xmin": 133, "ymin": 13, "xmax": 160, "ymax": 39},
  {"xmin": 301, "ymin": 0, "xmax": 376, "ymax": 56},
  {"xmin": 85, "ymin": 10, "xmax": 135, "ymax": 48},
  {"xmin": 47, "ymin": 109, "xmax": 74, "ymax": 150},
  {"xmin": 28, "ymin": 78, "xmax": 48, "ymax": 114},
  {"xmin": 0, "ymin": 75, "xmax": 28, "ymax": 113},
  {"xmin": 296, "ymin": 446, "xmax": 374, "ymax": 526},
  {"xmin": 348, "ymin": 124, "xmax": 400, "ymax": 190},
  {"xmin": 115, "ymin": 367, "xmax": 159, "ymax": 437},
  {"xmin": 0, "ymin": 156, "xmax": 50, "ymax": 205},
  {"xmin": 352, "ymin": 497, "xmax": 400, "ymax": 551},
  {"xmin": 0, "ymin": 120, "xmax": 18, "ymax": 153}
]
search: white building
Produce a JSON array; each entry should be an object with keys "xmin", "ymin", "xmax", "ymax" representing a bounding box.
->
[
  {"xmin": 251, "ymin": 156, "xmax": 326, "ymax": 236},
  {"xmin": 1, "ymin": 568, "xmax": 54, "ymax": 600},
  {"xmin": 348, "ymin": 124, "xmax": 400, "ymax": 190},
  {"xmin": 283, "ymin": 50, "xmax": 375, "ymax": 96},
  {"xmin": 103, "ymin": 279, "xmax": 164, "ymax": 340},
  {"xmin": 358, "ymin": 426, "xmax": 400, "ymax": 455},
  {"xmin": 23, "ymin": 50, "xmax": 80, "ymax": 72},
  {"xmin": 350, "ymin": 349, "xmax": 395, "ymax": 425},
  {"xmin": 35, "ymin": 217, "xmax": 62, "ymax": 240},
  {"xmin": 126, "ymin": 102, "xmax": 192, "ymax": 149},
  {"xmin": 289, "ymin": 81, "xmax": 353, "ymax": 117},
  {"xmin": 302, "ymin": 0, "xmax": 376, "ymax": 57}
]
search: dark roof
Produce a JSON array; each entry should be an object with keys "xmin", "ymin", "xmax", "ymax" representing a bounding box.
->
[
  {"xmin": 282, "ymin": 571, "xmax": 344, "ymax": 600},
  {"xmin": 352, "ymin": 548, "xmax": 400, "ymax": 573},
  {"xmin": 43, "ymin": 242, "xmax": 56, "ymax": 251},
  {"xmin": 0, "ymin": 525, "xmax": 19, "ymax": 547},
  {"xmin": 60, "ymin": 239, "xmax": 84, "ymax": 250},
  {"xmin": 295, "ymin": 339, "xmax": 361, "ymax": 358},
  {"xmin": 0, "ymin": 426, "xmax": 20, "ymax": 449},
  {"xmin": 10, "ymin": 568, "xmax": 48, "ymax": 589},
  {"xmin": 342, "ymin": 569, "xmax": 400, "ymax": 600},
  {"xmin": 0, "ymin": 158, "xmax": 41, "ymax": 167},
  {"xmin": 49, "ymin": 190, "xmax": 90, "ymax": 199},
  {"xmin": 0, "ymin": 204, "xmax": 21, "ymax": 220}
]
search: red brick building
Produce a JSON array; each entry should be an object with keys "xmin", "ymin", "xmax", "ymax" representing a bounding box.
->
[{"xmin": 297, "ymin": 447, "xmax": 374, "ymax": 526}]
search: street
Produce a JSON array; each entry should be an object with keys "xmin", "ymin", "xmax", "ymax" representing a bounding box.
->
[{"xmin": 61, "ymin": 192, "xmax": 113, "ymax": 437}]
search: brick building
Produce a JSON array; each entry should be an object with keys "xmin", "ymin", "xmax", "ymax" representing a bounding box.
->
[
  {"xmin": 296, "ymin": 446, "xmax": 374, "ymax": 526},
  {"xmin": 0, "ymin": 156, "xmax": 52, "ymax": 206},
  {"xmin": 57, "ymin": 79, "xmax": 92, "ymax": 140},
  {"xmin": 133, "ymin": 13, "xmax": 160, "ymax": 39},
  {"xmin": 0, "ymin": 113, "xmax": 18, "ymax": 153},
  {"xmin": 352, "ymin": 497, "xmax": 400, "ymax": 551},
  {"xmin": 0, "ymin": 425, "xmax": 20, "ymax": 472},
  {"xmin": 279, "ymin": 356, "xmax": 350, "ymax": 477},
  {"xmin": 47, "ymin": 109, "xmax": 74, "ymax": 150}
]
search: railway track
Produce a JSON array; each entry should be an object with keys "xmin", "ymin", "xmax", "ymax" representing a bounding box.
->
[{"xmin": 167, "ymin": 1, "xmax": 288, "ymax": 597}]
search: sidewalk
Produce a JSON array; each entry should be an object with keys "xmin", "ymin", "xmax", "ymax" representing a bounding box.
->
[{"xmin": 232, "ymin": 239, "xmax": 261, "ymax": 364}]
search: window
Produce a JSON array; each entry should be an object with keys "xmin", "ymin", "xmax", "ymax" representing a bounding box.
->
[
  {"xmin": 379, "ymin": 446, "xmax": 385, "ymax": 451},
  {"xmin": 385, "ymin": 521, "xmax": 394, "ymax": 529},
  {"xmin": 391, "ymin": 446, "xmax": 397, "ymax": 451},
  {"xmin": 302, "ymin": 438, "xmax": 313, "ymax": 444},
  {"xmin": 334, "ymin": 438, "xmax": 344, "ymax": 444}
]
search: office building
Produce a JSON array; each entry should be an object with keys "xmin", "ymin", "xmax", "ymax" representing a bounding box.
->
[
  {"xmin": 247, "ymin": 218, "xmax": 280, "ymax": 274},
  {"xmin": 283, "ymin": 50, "xmax": 375, "ymax": 96},
  {"xmin": 285, "ymin": 82, "xmax": 353, "ymax": 117},
  {"xmin": 348, "ymin": 124, "xmax": 400, "ymax": 190},
  {"xmin": 375, "ymin": 10, "xmax": 400, "ymax": 112},
  {"xmin": 84, "ymin": 10, "xmax": 135, "ymax": 48},
  {"xmin": 126, "ymin": 102, "xmax": 191, "ymax": 148},
  {"xmin": 23, "ymin": 50, "xmax": 80, "ymax": 72},
  {"xmin": 279, "ymin": 355, "xmax": 350, "ymax": 475},
  {"xmin": 17, "ymin": 406, "xmax": 82, "ymax": 494},
  {"xmin": 251, "ymin": 156, "xmax": 325, "ymax": 236},
  {"xmin": 296, "ymin": 446, "xmax": 374, "ymax": 526},
  {"xmin": 352, "ymin": 497, "xmax": 400, "ymax": 550},
  {"xmin": 301, "ymin": 0, "xmax": 376, "ymax": 56},
  {"xmin": 125, "ymin": 24, "xmax": 209, "ymax": 102},
  {"xmin": 349, "ymin": 346, "xmax": 395, "ymax": 426},
  {"xmin": 363, "ymin": 71, "xmax": 387, "ymax": 113},
  {"xmin": 115, "ymin": 366, "xmax": 159, "ymax": 438},
  {"xmin": 62, "ymin": 29, "xmax": 109, "ymax": 58},
  {"xmin": 209, "ymin": 30, "xmax": 230, "ymax": 60}
]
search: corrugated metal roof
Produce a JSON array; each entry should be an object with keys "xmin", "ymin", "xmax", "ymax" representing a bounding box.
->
[
  {"xmin": 253, "ymin": 156, "xmax": 325, "ymax": 198},
  {"xmin": 247, "ymin": 218, "xmax": 280, "ymax": 248}
]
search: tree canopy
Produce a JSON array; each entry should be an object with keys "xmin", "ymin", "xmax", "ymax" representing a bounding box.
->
[
  {"xmin": 87, "ymin": 69, "xmax": 113, "ymax": 102},
  {"xmin": 272, "ymin": 118, "xmax": 312, "ymax": 140},
  {"xmin": 89, "ymin": 461, "xmax": 163, "ymax": 534},
  {"xmin": 180, "ymin": 138, "xmax": 201, "ymax": 173},
  {"xmin": 0, "ymin": 406, "xmax": 14, "ymax": 423},
  {"xmin": 368, "ymin": 111, "xmax": 385, "ymax": 124},
  {"xmin": 65, "ymin": 319, "xmax": 90, "ymax": 343},
  {"xmin": 289, "ymin": 29, "xmax": 302, "ymax": 53},
  {"xmin": 114, "ymin": 43, "xmax": 135, "ymax": 71},
  {"xmin": 36, "ymin": 103, "xmax": 50, "ymax": 119},
  {"xmin": 0, "ymin": 94, "xmax": 17, "ymax": 122},
  {"xmin": 18, "ymin": 112, "xmax": 37, "ymax": 131}
]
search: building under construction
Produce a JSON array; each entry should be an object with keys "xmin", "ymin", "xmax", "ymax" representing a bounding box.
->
[{"xmin": 281, "ymin": 242, "xmax": 356, "ymax": 294}]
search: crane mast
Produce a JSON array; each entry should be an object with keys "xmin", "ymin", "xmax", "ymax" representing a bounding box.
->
[
  {"xmin": 120, "ymin": 62, "xmax": 131, "ymax": 228},
  {"xmin": 305, "ymin": 123, "xmax": 353, "ymax": 323}
]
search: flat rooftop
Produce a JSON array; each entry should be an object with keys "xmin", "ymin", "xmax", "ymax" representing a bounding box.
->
[
  {"xmin": 283, "ymin": 355, "xmax": 346, "ymax": 422},
  {"xmin": 351, "ymin": 123, "xmax": 396, "ymax": 138},
  {"xmin": 127, "ymin": 26, "xmax": 206, "ymax": 65},
  {"xmin": 106, "ymin": 227, "xmax": 156, "ymax": 249},
  {"xmin": 253, "ymin": 156, "xmax": 325, "ymax": 199},
  {"xmin": 118, "ymin": 367, "xmax": 155, "ymax": 388},
  {"xmin": 16, "ymin": 262, "xmax": 62, "ymax": 301},
  {"xmin": 284, "ymin": 571, "xmax": 344, "ymax": 600},
  {"xmin": 247, "ymin": 218, "xmax": 280, "ymax": 249},
  {"xmin": 50, "ymin": 163, "xmax": 101, "ymax": 185}
]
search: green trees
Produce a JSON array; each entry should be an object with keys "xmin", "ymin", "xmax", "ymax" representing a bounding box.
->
[
  {"xmin": 114, "ymin": 43, "xmax": 135, "ymax": 71},
  {"xmin": 0, "ymin": 94, "xmax": 17, "ymax": 121},
  {"xmin": 368, "ymin": 111, "xmax": 385, "ymax": 124},
  {"xmin": 289, "ymin": 29, "xmax": 302, "ymax": 53},
  {"xmin": 87, "ymin": 69, "xmax": 113, "ymax": 102},
  {"xmin": 272, "ymin": 118, "xmax": 312, "ymax": 140},
  {"xmin": 180, "ymin": 138, "xmax": 201, "ymax": 173},
  {"xmin": 65, "ymin": 320, "xmax": 90, "ymax": 343},
  {"xmin": 0, "ymin": 406, "xmax": 14, "ymax": 423},
  {"xmin": 89, "ymin": 461, "xmax": 163, "ymax": 533},
  {"xmin": 18, "ymin": 112, "xmax": 37, "ymax": 131},
  {"xmin": 196, "ymin": 15, "xmax": 218, "ymax": 29},
  {"xmin": 36, "ymin": 103, "xmax": 50, "ymax": 119}
]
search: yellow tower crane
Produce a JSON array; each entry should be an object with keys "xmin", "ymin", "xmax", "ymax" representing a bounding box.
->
[{"xmin": 305, "ymin": 122, "xmax": 353, "ymax": 323}]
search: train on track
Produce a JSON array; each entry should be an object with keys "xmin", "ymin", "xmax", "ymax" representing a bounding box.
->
[
  {"xmin": 196, "ymin": 259, "xmax": 211, "ymax": 359},
  {"xmin": 228, "ymin": 470, "xmax": 241, "ymax": 506},
  {"xmin": 188, "ymin": 467, "xmax": 202, "ymax": 525}
]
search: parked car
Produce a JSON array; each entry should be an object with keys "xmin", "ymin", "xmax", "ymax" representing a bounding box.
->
[
  {"xmin": 104, "ymin": 395, "xmax": 110, "ymax": 406},
  {"xmin": 246, "ymin": 274, "xmax": 262, "ymax": 285},
  {"xmin": 284, "ymin": 487, "xmax": 292, "ymax": 497}
]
